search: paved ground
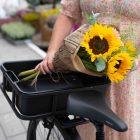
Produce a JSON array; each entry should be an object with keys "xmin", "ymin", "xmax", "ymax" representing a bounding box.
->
[{"xmin": 0, "ymin": 37, "xmax": 41, "ymax": 140}]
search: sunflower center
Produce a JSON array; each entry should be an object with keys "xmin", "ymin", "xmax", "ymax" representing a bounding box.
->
[
  {"xmin": 89, "ymin": 36, "xmax": 109, "ymax": 54},
  {"xmin": 115, "ymin": 60, "xmax": 122, "ymax": 69}
]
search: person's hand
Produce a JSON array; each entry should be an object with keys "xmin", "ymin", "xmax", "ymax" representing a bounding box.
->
[{"xmin": 35, "ymin": 51, "xmax": 56, "ymax": 74}]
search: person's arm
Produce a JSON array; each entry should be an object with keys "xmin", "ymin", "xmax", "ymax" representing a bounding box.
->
[
  {"xmin": 35, "ymin": 13, "xmax": 75, "ymax": 74},
  {"xmin": 48, "ymin": 13, "xmax": 75, "ymax": 54}
]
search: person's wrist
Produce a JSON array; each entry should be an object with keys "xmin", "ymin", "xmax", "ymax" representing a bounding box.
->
[
  {"xmin": 47, "ymin": 46, "xmax": 58, "ymax": 54},
  {"xmin": 44, "ymin": 47, "xmax": 56, "ymax": 59}
]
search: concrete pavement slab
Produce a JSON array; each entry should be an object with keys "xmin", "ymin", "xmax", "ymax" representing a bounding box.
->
[
  {"xmin": 0, "ymin": 126, "xmax": 6, "ymax": 140},
  {"xmin": 0, "ymin": 37, "xmax": 43, "ymax": 140},
  {"xmin": 0, "ymin": 95, "xmax": 12, "ymax": 114},
  {"xmin": 7, "ymin": 133, "xmax": 26, "ymax": 140},
  {"xmin": 20, "ymin": 121, "xmax": 29, "ymax": 131},
  {"xmin": 0, "ymin": 112, "xmax": 25, "ymax": 137}
]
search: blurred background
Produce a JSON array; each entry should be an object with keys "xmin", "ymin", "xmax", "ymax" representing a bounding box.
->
[
  {"xmin": 0, "ymin": 0, "xmax": 61, "ymax": 140},
  {"xmin": 0, "ymin": 0, "xmax": 61, "ymax": 51}
]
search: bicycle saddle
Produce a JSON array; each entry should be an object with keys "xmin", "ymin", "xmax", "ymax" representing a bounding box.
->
[{"xmin": 67, "ymin": 84, "xmax": 128, "ymax": 132}]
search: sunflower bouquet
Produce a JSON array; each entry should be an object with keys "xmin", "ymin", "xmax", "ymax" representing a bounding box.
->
[
  {"xmin": 19, "ymin": 12, "xmax": 137, "ymax": 84},
  {"xmin": 52, "ymin": 12, "xmax": 137, "ymax": 83},
  {"xmin": 77, "ymin": 14, "xmax": 137, "ymax": 83}
]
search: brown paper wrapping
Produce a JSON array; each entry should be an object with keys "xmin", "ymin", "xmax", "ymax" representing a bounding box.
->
[{"xmin": 53, "ymin": 24, "xmax": 102, "ymax": 77}]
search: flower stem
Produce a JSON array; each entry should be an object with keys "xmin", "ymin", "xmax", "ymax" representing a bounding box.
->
[
  {"xmin": 19, "ymin": 69, "xmax": 36, "ymax": 77},
  {"xmin": 20, "ymin": 72, "xmax": 39, "ymax": 81}
]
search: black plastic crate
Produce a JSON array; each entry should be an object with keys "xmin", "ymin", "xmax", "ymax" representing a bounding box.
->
[{"xmin": 0, "ymin": 60, "xmax": 110, "ymax": 120}]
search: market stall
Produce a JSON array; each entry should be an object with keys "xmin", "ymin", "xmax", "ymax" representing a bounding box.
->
[{"xmin": 0, "ymin": 0, "xmax": 60, "ymax": 50}]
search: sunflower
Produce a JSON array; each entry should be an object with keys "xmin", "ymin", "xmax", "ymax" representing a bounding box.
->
[
  {"xmin": 80, "ymin": 23, "xmax": 123, "ymax": 62},
  {"xmin": 123, "ymin": 40, "xmax": 137, "ymax": 58},
  {"xmin": 125, "ymin": 40, "xmax": 136, "ymax": 52},
  {"xmin": 107, "ymin": 53, "xmax": 134, "ymax": 83}
]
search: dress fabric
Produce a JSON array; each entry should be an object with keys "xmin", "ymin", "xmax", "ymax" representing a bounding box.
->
[{"xmin": 60, "ymin": 0, "xmax": 140, "ymax": 140}]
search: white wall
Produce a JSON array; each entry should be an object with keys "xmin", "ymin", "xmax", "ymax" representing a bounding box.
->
[{"xmin": 0, "ymin": 0, "xmax": 28, "ymax": 18}]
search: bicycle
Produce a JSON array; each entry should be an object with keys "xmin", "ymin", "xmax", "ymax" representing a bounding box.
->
[{"xmin": 0, "ymin": 60, "xmax": 128, "ymax": 140}]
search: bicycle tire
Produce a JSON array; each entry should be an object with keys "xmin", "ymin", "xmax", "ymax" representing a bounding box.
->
[{"xmin": 27, "ymin": 119, "xmax": 73, "ymax": 140}]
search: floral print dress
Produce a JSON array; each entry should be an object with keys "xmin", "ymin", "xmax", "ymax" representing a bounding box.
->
[{"xmin": 60, "ymin": 0, "xmax": 140, "ymax": 140}]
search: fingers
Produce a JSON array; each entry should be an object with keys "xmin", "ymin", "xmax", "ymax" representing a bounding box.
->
[
  {"xmin": 35, "ymin": 56, "xmax": 54, "ymax": 74},
  {"xmin": 35, "ymin": 62, "xmax": 47, "ymax": 74},
  {"xmin": 47, "ymin": 57, "xmax": 54, "ymax": 71},
  {"xmin": 42, "ymin": 60, "xmax": 50, "ymax": 73},
  {"xmin": 35, "ymin": 64, "xmax": 39, "ymax": 71},
  {"xmin": 40, "ymin": 61, "xmax": 47, "ymax": 74}
]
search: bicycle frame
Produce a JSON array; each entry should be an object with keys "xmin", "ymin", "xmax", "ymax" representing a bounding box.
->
[
  {"xmin": 0, "ymin": 60, "xmax": 127, "ymax": 140},
  {"xmin": 0, "ymin": 83, "xmax": 87, "ymax": 140},
  {"xmin": 42, "ymin": 117, "xmax": 105, "ymax": 140}
]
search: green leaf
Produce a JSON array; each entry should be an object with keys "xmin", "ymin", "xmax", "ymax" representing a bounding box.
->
[
  {"xmin": 82, "ymin": 60, "xmax": 97, "ymax": 72},
  {"xmin": 120, "ymin": 46, "xmax": 137, "ymax": 58},
  {"xmin": 78, "ymin": 48, "xmax": 91, "ymax": 61},
  {"xmin": 1, "ymin": 22, "xmax": 35, "ymax": 40},
  {"xmin": 95, "ymin": 58, "xmax": 106, "ymax": 72},
  {"xmin": 120, "ymin": 34, "xmax": 129, "ymax": 41},
  {"xmin": 86, "ymin": 14, "xmax": 95, "ymax": 25},
  {"xmin": 85, "ymin": 12, "xmax": 100, "ymax": 25},
  {"xmin": 87, "ymin": 15, "xmax": 96, "ymax": 25}
]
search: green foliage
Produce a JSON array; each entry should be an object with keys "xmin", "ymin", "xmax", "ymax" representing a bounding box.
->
[
  {"xmin": 86, "ymin": 14, "xmax": 96, "ymax": 25},
  {"xmin": 1, "ymin": 22, "xmax": 35, "ymax": 40},
  {"xmin": 86, "ymin": 12, "xmax": 100, "ymax": 25},
  {"xmin": 78, "ymin": 48, "xmax": 97, "ymax": 72},
  {"xmin": 82, "ymin": 59, "xmax": 97, "ymax": 72},
  {"xmin": 77, "ymin": 48, "xmax": 91, "ymax": 61},
  {"xmin": 78, "ymin": 48, "xmax": 106, "ymax": 72},
  {"xmin": 95, "ymin": 57, "xmax": 106, "ymax": 72},
  {"xmin": 120, "ymin": 34, "xmax": 129, "ymax": 41},
  {"xmin": 118, "ymin": 43, "xmax": 137, "ymax": 58}
]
